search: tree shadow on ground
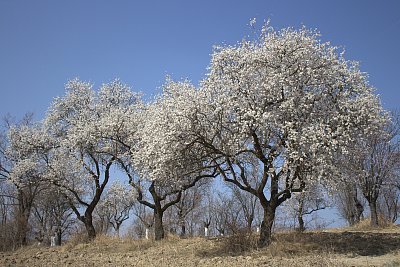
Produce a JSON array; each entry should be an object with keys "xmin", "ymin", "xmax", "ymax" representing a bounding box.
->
[
  {"xmin": 281, "ymin": 231, "xmax": 400, "ymax": 256},
  {"xmin": 197, "ymin": 230, "xmax": 400, "ymax": 258}
]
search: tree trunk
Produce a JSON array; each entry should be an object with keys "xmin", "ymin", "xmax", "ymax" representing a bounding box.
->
[
  {"xmin": 16, "ymin": 189, "xmax": 34, "ymax": 247},
  {"xmin": 56, "ymin": 228, "xmax": 62, "ymax": 246},
  {"xmin": 16, "ymin": 212, "xmax": 29, "ymax": 246},
  {"xmin": 258, "ymin": 206, "xmax": 276, "ymax": 247},
  {"xmin": 115, "ymin": 222, "xmax": 121, "ymax": 237},
  {"xmin": 368, "ymin": 198, "xmax": 379, "ymax": 227},
  {"xmin": 180, "ymin": 223, "xmax": 186, "ymax": 238},
  {"xmin": 297, "ymin": 192, "xmax": 305, "ymax": 232},
  {"xmin": 297, "ymin": 213, "xmax": 305, "ymax": 232},
  {"xmin": 246, "ymin": 214, "xmax": 254, "ymax": 232},
  {"xmin": 84, "ymin": 213, "xmax": 96, "ymax": 240},
  {"xmin": 354, "ymin": 200, "xmax": 364, "ymax": 224},
  {"xmin": 154, "ymin": 209, "xmax": 164, "ymax": 240}
]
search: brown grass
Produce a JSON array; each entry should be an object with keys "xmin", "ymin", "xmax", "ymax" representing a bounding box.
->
[
  {"xmin": 207, "ymin": 229, "xmax": 259, "ymax": 256},
  {"xmin": 347, "ymin": 216, "xmax": 395, "ymax": 231},
  {"xmin": 0, "ymin": 226, "xmax": 399, "ymax": 266},
  {"xmin": 270, "ymin": 230, "xmax": 400, "ymax": 256}
]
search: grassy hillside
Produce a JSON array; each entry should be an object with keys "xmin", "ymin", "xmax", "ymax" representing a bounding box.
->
[{"xmin": 1, "ymin": 226, "xmax": 399, "ymax": 267}]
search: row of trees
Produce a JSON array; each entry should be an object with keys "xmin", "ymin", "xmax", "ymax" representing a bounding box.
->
[
  {"xmin": 0, "ymin": 159, "xmax": 398, "ymax": 248},
  {"xmin": 0, "ymin": 24, "xmax": 399, "ymax": 248}
]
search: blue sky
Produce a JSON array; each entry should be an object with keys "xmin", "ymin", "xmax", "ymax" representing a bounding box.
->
[{"xmin": 1, "ymin": 0, "xmax": 399, "ymax": 120}]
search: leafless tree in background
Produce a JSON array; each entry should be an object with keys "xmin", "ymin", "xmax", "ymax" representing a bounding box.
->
[
  {"xmin": 349, "ymin": 113, "xmax": 400, "ymax": 226},
  {"xmin": 335, "ymin": 181, "xmax": 365, "ymax": 226}
]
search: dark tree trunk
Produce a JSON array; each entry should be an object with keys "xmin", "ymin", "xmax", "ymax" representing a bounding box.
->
[
  {"xmin": 258, "ymin": 206, "xmax": 276, "ymax": 247},
  {"xmin": 354, "ymin": 200, "xmax": 364, "ymax": 224},
  {"xmin": 56, "ymin": 228, "xmax": 62, "ymax": 246},
  {"xmin": 84, "ymin": 212, "xmax": 96, "ymax": 240},
  {"xmin": 16, "ymin": 211, "xmax": 30, "ymax": 246},
  {"xmin": 154, "ymin": 209, "xmax": 164, "ymax": 241},
  {"xmin": 245, "ymin": 213, "xmax": 254, "ymax": 232},
  {"xmin": 16, "ymin": 188, "xmax": 34, "ymax": 247},
  {"xmin": 297, "ymin": 213, "xmax": 305, "ymax": 232},
  {"xmin": 180, "ymin": 223, "xmax": 186, "ymax": 238},
  {"xmin": 115, "ymin": 222, "xmax": 123, "ymax": 237},
  {"xmin": 368, "ymin": 198, "xmax": 379, "ymax": 227}
]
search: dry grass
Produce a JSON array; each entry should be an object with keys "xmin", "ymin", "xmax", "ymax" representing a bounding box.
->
[
  {"xmin": 0, "ymin": 226, "xmax": 399, "ymax": 266},
  {"xmin": 205, "ymin": 229, "xmax": 259, "ymax": 256},
  {"xmin": 346, "ymin": 216, "xmax": 396, "ymax": 231},
  {"xmin": 270, "ymin": 230, "xmax": 400, "ymax": 256}
]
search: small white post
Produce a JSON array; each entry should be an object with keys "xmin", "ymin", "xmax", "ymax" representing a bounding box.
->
[
  {"xmin": 50, "ymin": 236, "xmax": 56, "ymax": 247},
  {"xmin": 256, "ymin": 226, "xmax": 260, "ymax": 233},
  {"xmin": 145, "ymin": 228, "xmax": 149, "ymax": 240},
  {"xmin": 204, "ymin": 227, "xmax": 209, "ymax": 237}
]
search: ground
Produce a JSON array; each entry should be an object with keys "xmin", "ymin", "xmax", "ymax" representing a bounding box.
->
[{"xmin": 1, "ymin": 226, "xmax": 399, "ymax": 267}]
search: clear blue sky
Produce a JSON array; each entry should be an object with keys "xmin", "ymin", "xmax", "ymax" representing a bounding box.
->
[{"xmin": 1, "ymin": 0, "xmax": 399, "ymax": 120}]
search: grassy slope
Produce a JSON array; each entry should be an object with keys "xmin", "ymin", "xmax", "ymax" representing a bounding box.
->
[{"xmin": 1, "ymin": 226, "xmax": 399, "ymax": 267}]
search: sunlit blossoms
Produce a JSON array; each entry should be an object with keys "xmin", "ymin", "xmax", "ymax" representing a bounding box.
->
[
  {"xmin": 157, "ymin": 25, "xmax": 387, "ymax": 245},
  {"xmin": 7, "ymin": 124, "xmax": 53, "ymax": 186},
  {"xmin": 133, "ymin": 78, "xmax": 214, "ymax": 185},
  {"xmin": 42, "ymin": 79, "xmax": 142, "ymax": 239},
  {"xmin": 2, "ymin": 23, "xmax": 391, "ymax": 246}
]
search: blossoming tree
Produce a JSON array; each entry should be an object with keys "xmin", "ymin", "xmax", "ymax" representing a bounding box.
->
[
  {"xmin": 6, "ymin": 120, "xmax": 51, "ymax": 246},
  {"xmin": 43, "ymin": 79, "xmax": 142, "ymax": 239},
  {"xmin": 127, "ymin": 79, "xmax": 218, "ymax": 240},
  {"xmin": 167, "ymin": 25, "xmax": 387, "ymax": 246}
]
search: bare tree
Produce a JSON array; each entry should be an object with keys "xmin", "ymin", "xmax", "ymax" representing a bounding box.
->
[
  {"xmin": 0, "ymin": 180, "xmax": 18, "ymax": 250},
  {"xmin": 292, "ymin": 185, "xmax": 329, "ymax": 232},
  {"xmin": 131, "ymin": 201, "xmax": 153, "ymax": 239},
  {"xmin": 345, "ymin": 113, "xmax": 400, "ymax": 226},
  {"xmin": 31, "ymin": 187, "xmax": 75, "ymax": 245},
  {"xmin": 96, "ymin": 181, "xmax": 135, "ymax": 237},
  {"xmin": 378, "ymin": 186, "xmax": 399, "ymax": 224},
  {"xmin": 172, "ymin": 185, "xmax": 205, "ymax": 237},
  {"xmin": 335, "ymin": 181, "xmax": 365, "ymax": 226},
  {"xmin": 212, "ymin": 191, "xmax": 242, "ymax": 236},
  {"xmin": 230, "ymin": 186, "xmax": 259, "ymax": 231}
]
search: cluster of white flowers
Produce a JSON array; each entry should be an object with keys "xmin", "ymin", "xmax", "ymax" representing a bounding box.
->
[
  {"xmin": 102, "ymin": 181, "xmax": 136, "ymax": 205},
  {"xmin": 7, "ymin": 124, "xmax": 53, "ymax": 187},
  {"xmin": 132, "ymin": 78, "xmax": 216, "ymax": 190}
]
